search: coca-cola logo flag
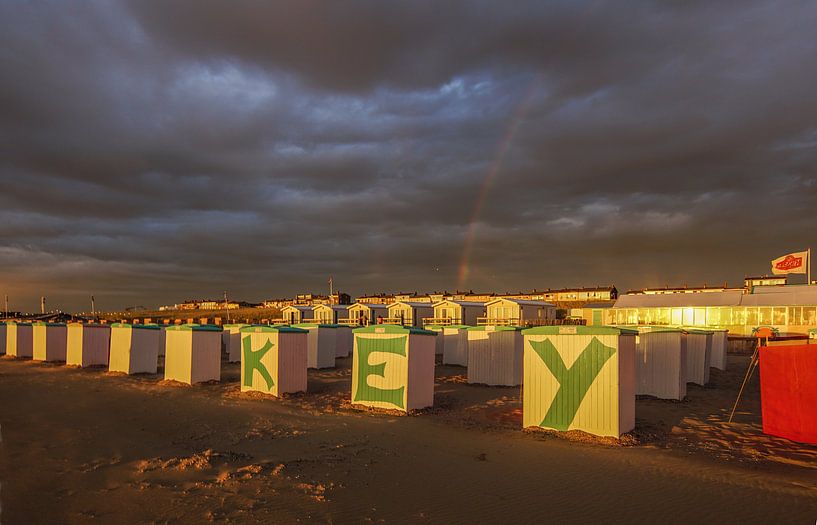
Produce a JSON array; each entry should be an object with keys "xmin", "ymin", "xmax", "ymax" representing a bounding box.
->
[{"xmin": 771, "ymin": 251, "xmax": 808, "ymax": 275}]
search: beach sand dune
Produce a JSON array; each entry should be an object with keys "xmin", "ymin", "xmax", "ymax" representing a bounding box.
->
[{"xmin": 0, "ymin": 354, "xmax": 815, "ymax": 523}]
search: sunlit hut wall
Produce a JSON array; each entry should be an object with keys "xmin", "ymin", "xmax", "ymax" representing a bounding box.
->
[
  {"xmin": 32, "ymin": 321, "xmax": 67, "ymax": 362},
  {"xmin": 608, "ymin": 285, "xmax": 817, "ymax": 336},
  {"xmin": 223, "ymin": 323, "xmax": 250, "ymax": 362},
  {"xmin": 281, "ymin": 305, "xmax": 313, "ymax": 324},
  {"xmin": 633, "ymin": 326, "xmax": 686, "ymax": 401},
  {"xmin": 164, "ymin": 324, "xmax": 222, "ymax": 385},
  {"xmin": 466, "ymin": 325, "xmax": 524, "ymax": 386},
  {"xmin": 430, "ymin": 300, "xmax": 485, "ymax": 326},
  {"xmin": 385, "ymin": 301, "xmax": 434, "ymax": 327},
  {"xmin": 109, "ymin": 323, "xmax": 161, "ymax": 375},
  {"xmin": 66, "ymin": 323, "xmax": 111, "ymax": 367},
  {"xmin": 239, "ymin": 325, "xmax": 308, "ymax": 397},
  {"xmin": 482, "ymin": 298, "xmax": 555, "ymax": 326},
  {"xmin": 351, "ymin": 325, "xmax": 436, "ymax": 412},
  {"xmin": 292, "ymin": 323, "xmax": 337, "ymax": 369},
  {"xmin": 5, "ymin": 321, "xmax": 32, "ymax": 358},
  {"xmin": 347, "ymin": 303, "xmax": 390, "ymax": 326},
  {"xmin": 521, "ymin": 326, "xmax": 636, "ymax": 438},
  {"xmin": 0, "ymin": 322, "xmax": 5, "ymax": 355}
]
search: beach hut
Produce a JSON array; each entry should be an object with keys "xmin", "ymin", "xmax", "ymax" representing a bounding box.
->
[
  {"xmin": 482, "ymin": 298, "xmax": 555, "ymax": 326},
  {"xmin": 223, "ymin": 323, "xmax": 250, "ymax": 362},
  {"xmin": 334, "ymin": 324, "xmax": 353, "ymax": 358},
  {"xmin": 385, "ymin": 301, "xmax": 434, "ymax": 327},
  {"xmin": 5, "ymin": 322, "xmax": 32, "ymax": 358},
  {"xmin": 164, "ymin": 324, "xmax": 222, "ymax": 385},
  {"xmin": 683, "ymin": 329, "xmax": 712, "ymax": 386},
  {"xmin": 466, "ymin": 326, "xmax": 524, "ymax": 386},
  {"xmin": 66, "ymin": 323, "xmax": 111, "ymax": 367},
  {"xmin": 351, "ymin": 325, "xmax": 436, "ymax": 412},
  {"xmin": 521, "ymin": 326, "xmax": 636, "ymax": 437},
  {"xmin": 429, "ymin": 300, "xmax": 485, "ymax": 326},
  {"xmin": 440, "ymin": 325, "xmax": 470, "ymax": 365},
  {"xmin": 109, "ymin": 323, "xmax": 161, "ymax": 374},
  {"xmin": 292, "ymin": 323, "xmax": 337, "ymax": 368},
  {"xmin": 312, "ymin": 304, "xmax": 350, "ymax": 324},
  {"xmin": 0, "ymin": 322, "xmax": 5, "ymax": 355},
  {"xmin": 281, "ymin": 305, "xmax": 313, "ymax": 324},
  {"xmin": 32, "ymin": 322, "xmax": 67, "ymax": 362},
  {"xmin": 708, "ymin": 328, "xmax": 729, "ymax": 371},
  {"xmin": 633, "ymin": 326, "xmax": 686, "ymax": 400},
  {"xmin": 759, "ymin": 343, "xmax": 817, "ymax": 444},
  {"xmin": 347, "ymin": 303, "xmax": 390, "ymax": 326},
  {"xmin": 239, "ymin": 325, "xmax": 308, "ymax": 396}
]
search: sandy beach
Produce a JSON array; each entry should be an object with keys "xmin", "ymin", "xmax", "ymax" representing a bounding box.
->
[{"xmin": 1, "ymin": 353, "xmax": 815, "ymax": 524}]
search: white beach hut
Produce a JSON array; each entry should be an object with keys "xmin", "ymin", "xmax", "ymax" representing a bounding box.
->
[
  {"xmin": 482, "ymin": 298, "xmax": 555, "ymax": 326},
  {"xmin": 281, "ymin": 305, "xmax": 313, "ymax": 324},
  {"xmin": 32, "ymin": 322, "xmax": 67, "ymax": 362},
  {"xmin": 292, "ymin": 323, "xmax": 337, "ymax": 368},
  {"xmin": 708, "ymin": 328, "xmax": 728, "ymax": 371},
  {"xmin": 223, "ymin": 323, "xmax": 250, "ymax": 362},
  {"xmin": 429, "ymin": 300, "xmax": 485, "ymax": 327},
  {"xmin": 466, "ymin": 325, "xmax": 524, "ymax": 386},
  {"xmin": 5, "ymin": 321, "xmax": 33, "ymax": 358},
  {"xmin": 351, "ymin": 325, "xmax": 436, "ymax": 412},
  {"xmin": 633, "ymin": 326, "xmax": 687, "ymax": 400},
  {"xmin": 66, "ymin": 323, "xmax": 111, "ymax": 367},
  {"xmin": 347, "ymin": 303, "xmax": 390, "ymax": 326},
  {"xmin": 386, "ymin": 301, "xmax": 434, "ymax": 327},
  {"xmin": 683, "ymin": 329, "xmax": 713, "ymax": 386},
  {"xmin": 163, "ymin": 324, "xmax": 222, "ymax": 385},
  {"xmin": 239, "ymin": 325, "xmax": 308, "ymax": 396},
  {"xmin": 437, "ymin": 325, "xmax": 470, "ymax": 365},
  {"xmin": 109, "ymin": 323, "xmax": 161, "ymax": 374},
  {"xmin": 521, "ymin": 326, "xmax": 636, "ymax": 437}
]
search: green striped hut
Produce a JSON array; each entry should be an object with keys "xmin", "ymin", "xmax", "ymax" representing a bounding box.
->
[
  {"xmin": 239, "ymin": 325, "xmax": 308, "ymax": 397},
  {"xmin": 521, "ymin": 326, "xmax": 636, "ymax": 438},
  {"xmin": 352, "ymin": 325, "xmax": 436, "ymax": 412}
]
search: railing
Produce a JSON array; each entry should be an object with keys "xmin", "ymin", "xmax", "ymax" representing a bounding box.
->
[
  {"xmin": 338, "ymin": 318, "xmax": 364, "ymax": 326},
  {"xmin": 476, "ymin": 318, "xmax": 587, "ymax": 327},
  {"xmin": 477, "ymin": 317, "xmax": 521, "ymax": 326},
  {"xmin": 380, "ymin": 317, "xmax": 411, "ymax": 325},
  {"xmin": 422, "ymin": 317, "xmax": 462, "ymax": 327}
]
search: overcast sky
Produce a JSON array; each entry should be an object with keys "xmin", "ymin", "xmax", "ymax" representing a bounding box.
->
[{"xmin": 2, "ymin": 1, "xmax": 816, "ymax": 312}]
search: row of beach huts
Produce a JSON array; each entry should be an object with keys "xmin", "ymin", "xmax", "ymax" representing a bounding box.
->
[{"xmin": 1, "ymin": 319, "xmax": 743, "ymax": 438}]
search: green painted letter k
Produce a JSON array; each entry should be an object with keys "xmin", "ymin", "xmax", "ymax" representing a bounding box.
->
[{"xmin": 243, "ymin": 337, "xmax": 275, "ymax": 390}]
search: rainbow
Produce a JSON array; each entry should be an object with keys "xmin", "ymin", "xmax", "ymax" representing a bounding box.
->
[{"xmin": 457, "ymin": 76, "xmax": 542, "ymax": 289}]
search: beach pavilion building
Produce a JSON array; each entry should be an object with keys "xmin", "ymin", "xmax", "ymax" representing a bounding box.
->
[
  {"xmin": 312, "ymin": 304, "xmax": 350, "ymax": 324},
  {"xmin": 604, "ymin": 284, "xmax": 817, "ymax": 336},
  {"xmin": 426, "ymin": 300, "xmax": 486, "ymax": 327},
  {"xmin": 385, "ymin": 301, "xmax": 434, "ymax": 327},
  {"xmin": 347, "ymin": 302, "xmax": 390, "ymax": 326},
  {"xmin": 480, "ymin": 298, "xmax": 556, "ymax": 326},
  {"xmin": 280, "ymin": 305, "xmax": 313, "ymax": 325}
]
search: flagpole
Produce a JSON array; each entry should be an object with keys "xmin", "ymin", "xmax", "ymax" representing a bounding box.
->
[{"xmin": 809, "ymin": 247, "xmax": 812, "ymax": 286}]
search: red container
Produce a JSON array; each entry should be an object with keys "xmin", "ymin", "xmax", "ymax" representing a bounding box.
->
[{"xmin": 759, "ymin": 344, "xmax": 817, "ymax": 445}]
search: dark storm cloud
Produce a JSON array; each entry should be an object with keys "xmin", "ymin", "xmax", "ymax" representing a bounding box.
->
[{"xmin": 1, "ymin": 0, "xmax": 817, "ymax": 311}]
